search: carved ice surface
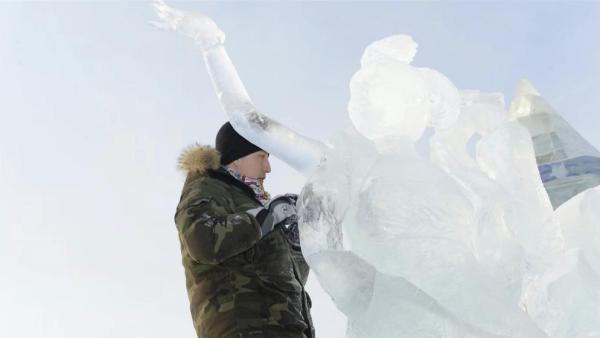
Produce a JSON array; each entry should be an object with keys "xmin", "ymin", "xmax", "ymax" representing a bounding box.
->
[
  {"xmin": 349, "ymin": 35, "xmax": 460, "ymax": 145},
  {"xmin": 300, "ymin": 40, "xmax": 599, "ymax": 337},
  {"xmin": 299, "ymin": 122, "xmax": 548, "ymax": 338},
  {"xmin": 522, "ymin": 186, "xmax": 600, "ymax": 338},
  {"xmin": 155, "ymin": 4, "xmax": 600, "ymax": 337}
]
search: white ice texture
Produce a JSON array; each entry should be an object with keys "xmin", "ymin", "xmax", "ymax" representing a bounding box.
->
[
  {"xmin": 154, "ymin": 5, "xmax": 600, "ymax": 337},
  {"xmin": 298, "ymin": 37, "xmax": 600, "ymax": 337},
  {"xmin": 349, "ymin": 35, "xmax": 460, "ymax": 145}
]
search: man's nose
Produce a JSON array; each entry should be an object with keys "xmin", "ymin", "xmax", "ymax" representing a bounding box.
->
[{"xmin": 265, "ymin": 158, "xmax": 271, "ymax": 173}]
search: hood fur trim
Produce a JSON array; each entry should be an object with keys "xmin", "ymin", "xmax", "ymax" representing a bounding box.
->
[{"xmin": 178, "ymin": 143, "xmax": 221, "ymax": 174}]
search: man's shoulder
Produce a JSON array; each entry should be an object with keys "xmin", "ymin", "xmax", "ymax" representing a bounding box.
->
[
  {"xmin": 174, "ymin": 172, "xmax": 234, "ymax": 224},
  {"xmin": 175, "ymin": 143, "xmax": 261, "ymax": 209},
  {"xmin": 178, "ymin": 143, "xmax": 221, "ymax": 174},
  {"xmin": 175, "ymin": 143, "xmax": 231, "ymax": 195},
  {"xmin": 182, "ymin": 170, "xmax": 232, "ymax": 200}
]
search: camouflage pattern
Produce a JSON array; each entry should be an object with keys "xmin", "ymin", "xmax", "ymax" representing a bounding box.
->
[{"xmin": 174, "ymin": 146, "xmax": 314, "ymax": 338}]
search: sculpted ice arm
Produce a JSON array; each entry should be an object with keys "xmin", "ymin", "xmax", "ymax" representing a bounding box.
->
[
  {"xmin": 203, "ymin": 47, "xmax": 327, "ymax": 175},
  {"xmin": 153, "ymin": 1, "xmax": 327, "ymax": 176}
]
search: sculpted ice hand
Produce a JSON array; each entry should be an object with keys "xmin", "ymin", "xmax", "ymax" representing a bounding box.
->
[{"xmin": 152, "ymin": 0, "xmax": 225, "ymax": 51}]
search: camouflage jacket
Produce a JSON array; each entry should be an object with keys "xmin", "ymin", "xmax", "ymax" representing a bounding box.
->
[{"xmin": 174, "ymin": 145, "xmax": 314, "ymax": 338}]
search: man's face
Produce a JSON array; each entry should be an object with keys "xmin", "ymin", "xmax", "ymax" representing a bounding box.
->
[{"xmin": 230, "ymin": 150, "xmax": 271, "ymax": 185}]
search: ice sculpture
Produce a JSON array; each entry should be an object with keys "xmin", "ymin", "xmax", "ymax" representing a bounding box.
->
[
  {"xmin": 522, "ymin": 185, "xmax": 600, "ymax": 338},
  {"xmin": 154, "ymin": 2, "xmax": 600, "ymax": 337},
  {"xmin": 509, "ymin": 80, "xmax": 600, "ymax": 209}
]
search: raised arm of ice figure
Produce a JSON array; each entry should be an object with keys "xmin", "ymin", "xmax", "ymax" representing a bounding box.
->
[
  {"xmin": 204, "ymin": 45, "xmax": 327, "ymax": 175},
  {"xmin": 153, "ymin": 1, "xmax": 327, "ymax": 175}
]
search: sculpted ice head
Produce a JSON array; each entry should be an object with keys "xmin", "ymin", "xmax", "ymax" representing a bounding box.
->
[{"xmin": 348, "ymin": 35, "xmax": 460, "ymax": 147}]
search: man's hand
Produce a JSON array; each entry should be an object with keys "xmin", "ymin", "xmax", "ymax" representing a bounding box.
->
[
  {"xmin": 266, "ymin": 194, "xmax": 298, "ymax": 229},
  {"xmin": 246, "ymin": 194, "xmax": 298, "ymax": 238}
]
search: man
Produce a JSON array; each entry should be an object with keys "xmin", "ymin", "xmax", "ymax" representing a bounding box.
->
[{"xmin": 174, "ymin": 122, "xmax": 314, "ymax": 338}]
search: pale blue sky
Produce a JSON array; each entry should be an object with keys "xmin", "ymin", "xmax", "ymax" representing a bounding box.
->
[{"xmin": 1, "ymin": 1, "xmax": 598, "ymax": 338}]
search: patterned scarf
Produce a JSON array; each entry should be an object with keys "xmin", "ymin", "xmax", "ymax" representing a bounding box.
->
[{"xmin": 223, "ymin": 166, "xmax": 271, "ymax": 205}]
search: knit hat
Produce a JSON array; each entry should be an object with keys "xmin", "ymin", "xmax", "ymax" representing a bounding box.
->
[{"xmin": 215, "ymin": 122, "xmax": 264, "ymax": 165}]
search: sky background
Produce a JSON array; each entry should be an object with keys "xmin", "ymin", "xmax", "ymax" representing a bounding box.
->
[{"xmin": 1, "ymin": 1, "xmax": 599, "ymax": 337}]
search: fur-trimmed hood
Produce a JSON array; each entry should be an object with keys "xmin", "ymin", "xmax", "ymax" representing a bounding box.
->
[{"xmin": 178, "ymin": 143, "xmax": 221, "ymax": 174}]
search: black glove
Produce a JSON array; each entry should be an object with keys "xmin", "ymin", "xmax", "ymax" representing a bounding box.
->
[
  {"xmin": 273, "ymin": 194, "xmax": 301, "ymax": 248},
  {"xmin": 246, "ymin": 194, "xmax": 298, "ymax": 238}
]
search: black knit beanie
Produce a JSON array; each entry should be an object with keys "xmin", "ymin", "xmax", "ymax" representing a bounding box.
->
[{"xmin": 215, "ymin": 122, "xmax": 264, "ymax": 165}]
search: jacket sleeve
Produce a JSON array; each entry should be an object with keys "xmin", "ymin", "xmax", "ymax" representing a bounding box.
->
[{"xmin": 175, "ymin": 180, "xmax": 264, "ymax": 265}]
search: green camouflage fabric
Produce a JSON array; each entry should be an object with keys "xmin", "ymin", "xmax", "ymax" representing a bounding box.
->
[{"xmin": 174, "ymin": 145, "xmax": 314, "ymax": 338}]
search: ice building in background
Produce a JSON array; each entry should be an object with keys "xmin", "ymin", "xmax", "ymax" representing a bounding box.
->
[{"xmin": 511, "ymin": 80, "xmax": 600, "ymax": 208}]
